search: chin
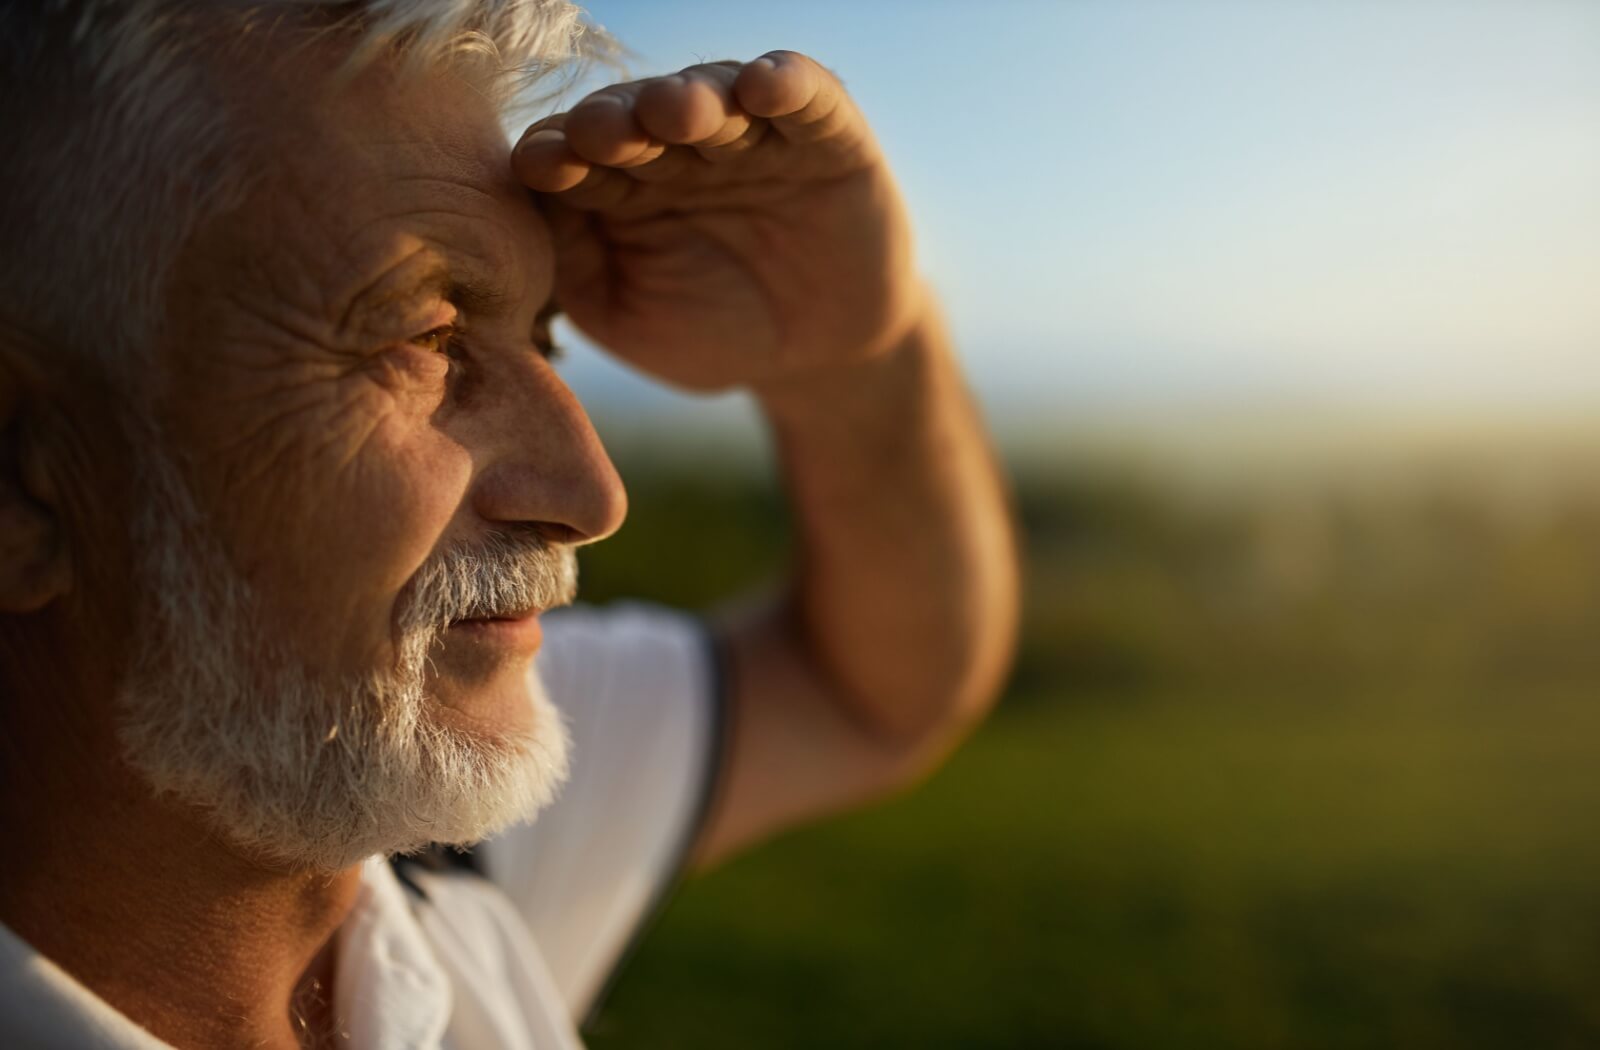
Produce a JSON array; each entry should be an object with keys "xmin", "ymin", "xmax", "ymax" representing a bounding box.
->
[
  {"xmin": 116, "ymin": 441, "xmax": 577, "ymax": 871},
  {"xmin": 425, "ymin": 667, "xmax": 547, "ymax": 741},
  {"xmin": 122, "ymin": 653, "xmax": 572, "ymax": 873},
  {"xmin": 118, "ymin": 562, "xmax": 572, "ymax": 872}
]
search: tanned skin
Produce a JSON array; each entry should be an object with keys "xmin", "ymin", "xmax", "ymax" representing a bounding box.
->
[{"xmin": 0, "ymin": 45, "xmax": 1017, "ymax": 1050}]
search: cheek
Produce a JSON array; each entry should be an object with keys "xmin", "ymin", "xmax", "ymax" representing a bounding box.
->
[
  {"xmin": 229, "ymin": 388, "xmax": 473, "ymax": 671},
  {"xmin": 335, "ymin": 423, "xmax": 471, "ymax": 596},
  {"xmin": 363, "ymin": 345, "xmax": 453, "ymax": 414}
]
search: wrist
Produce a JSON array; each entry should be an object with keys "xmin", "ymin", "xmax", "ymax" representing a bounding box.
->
[{"xmin": 752, "ymin": 287, "xmax": 941, "ymax": 423}]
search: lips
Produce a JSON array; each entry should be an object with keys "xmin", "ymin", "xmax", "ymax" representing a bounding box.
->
[{"xmin": 445, "ymin": 609, "xmax": 544, "ymax": 651}]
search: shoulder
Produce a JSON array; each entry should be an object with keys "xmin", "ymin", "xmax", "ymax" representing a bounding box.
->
[{"xmin": 539, "ymin": 601, "xmax": 718, "ymax": 688}]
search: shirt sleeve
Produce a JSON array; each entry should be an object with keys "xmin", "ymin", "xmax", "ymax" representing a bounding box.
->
[{"xmin": 477, "ymin": 601, "xmax": 725, "ymax": 1023}]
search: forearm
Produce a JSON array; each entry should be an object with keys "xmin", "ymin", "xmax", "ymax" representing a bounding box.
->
[{"xmin": 751, "ymin": 295, "xmax": 1021, "ymax": 745}]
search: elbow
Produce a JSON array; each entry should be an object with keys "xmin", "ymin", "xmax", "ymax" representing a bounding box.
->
[
  {"xmin": 906, "ymin": 528, "xmax": 1025, "ymax": 745},
  {"xmin": 800, "ymin": 511, "xmax": 1026, "ymax": 801},
  {"xmin": 855, "ymin": 570, "xmax": 1022, "ymax": 795}
]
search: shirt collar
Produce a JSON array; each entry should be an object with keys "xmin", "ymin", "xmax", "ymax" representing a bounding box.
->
[
  {"xmin": 0, "ymin": 856, "xmax": 453, "ymax": 1049},
  {"xmin": 335, "ymin": 856, "xmax": 455, "ymax": 1047}
]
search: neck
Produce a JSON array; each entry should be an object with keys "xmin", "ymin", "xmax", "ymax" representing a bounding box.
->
[{"xmin": 0, "ymin": 636, "xmax": 361, "ymax": 1050}]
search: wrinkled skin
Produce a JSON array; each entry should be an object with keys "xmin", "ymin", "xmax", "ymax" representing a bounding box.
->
[
  {"xmin": 514, "ymin": 51, "xmax": 923, "ymax": 391},
  {"xmin": 0, "ymin": 38, "xmax": 1019, "ymax": 1050},
  {"xmin": 160, "ymin": 60, "xmax": 627, "ymax": 739},
  {"xmin": 150, "ymin": 49, "xmax": 924, "ymax": 746}
]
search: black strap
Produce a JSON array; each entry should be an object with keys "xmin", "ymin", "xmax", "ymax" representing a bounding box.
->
[{"xmin": 390, "ymin": 842, "xmax": 484, "ymax": 901}]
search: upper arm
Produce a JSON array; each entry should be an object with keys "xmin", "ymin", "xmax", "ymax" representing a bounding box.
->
[
  {"xmin": 689, "ymin": 600, "xmax": 978, "ymax": 869},
  {"xmin": 477, "ymin": 595, "xmax": 986, "ymax": 1010}
]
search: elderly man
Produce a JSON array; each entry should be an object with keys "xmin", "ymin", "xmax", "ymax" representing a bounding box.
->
[{"xmin": 0, "ymin": 1, "xmax": 1017, "ymax": 1047}]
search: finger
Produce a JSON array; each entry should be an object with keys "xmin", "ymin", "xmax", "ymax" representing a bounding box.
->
[
  {"xmin": 562, "ymin": 85, "xmax": 661, "ymax": 167},
  {"xmin": 542, "ymin": 161, "xmax": 640, "ymax": 212},
  {"xmin": 733, "ymin": 50, "xmax": 854, "ymax": 144},
  {"xmin": 636, "ymin": 64, "xmax": 752, "ymax": 147},
  {"xmin": 540, "ymin": 201, "xmax": 608, "ymax": 319},
  {"xmin": 511, "ymin": 125, "xmax": 591, "ymax": 193},
  {"xmin": 640, "ymin": 63, "xmax": 771, "ymax": 164},
  {"xmin": 694, "ymin": 116, "xmax": 769, "ymax": 164},
  {"xmin": 618, "ymin": 144, "xmax": 706, "ymax": 184}
]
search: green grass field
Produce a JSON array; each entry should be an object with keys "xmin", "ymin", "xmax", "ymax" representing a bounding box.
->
[{"xmin": 576, "ymin": 449, "xmax": 1600, "ymax": 1048}]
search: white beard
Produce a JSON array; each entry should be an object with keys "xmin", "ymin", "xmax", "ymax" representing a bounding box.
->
[{"xmin": 114, "ymin": 442, "xmax": 574, "ymax": 872}]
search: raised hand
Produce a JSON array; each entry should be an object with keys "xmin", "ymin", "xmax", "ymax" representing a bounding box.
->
[{"xmin": 511, "ymin": 51, "xmax": 923, "ymax": 393}]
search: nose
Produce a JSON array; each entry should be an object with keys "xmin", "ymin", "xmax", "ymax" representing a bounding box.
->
[{"xmin": 466, "ymin": 356, "xmax": 627, "ymax": 547}]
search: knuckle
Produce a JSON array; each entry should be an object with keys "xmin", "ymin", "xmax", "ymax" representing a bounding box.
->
[
  {"xmin": 576, "ymin": 86, "xmax": 632, "ymax": 112},
  {"xmin": 685, "ymin": 61, "xmax": 740, "ymax": 79}
]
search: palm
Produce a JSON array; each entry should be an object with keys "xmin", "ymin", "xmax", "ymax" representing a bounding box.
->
[{"xmin": 514, "ymin": 53, "xmax": 919, "ymax": 392}]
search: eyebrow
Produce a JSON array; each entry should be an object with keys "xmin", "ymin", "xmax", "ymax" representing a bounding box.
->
[
  {"xmin": 342, "ymin": 249, "xmax": 556, "ymax": 352},
  {"xmin": 340, "ymin": 249, "xmax": 546, "ymax": 339},
  {"xmin": 448, "ymin": 269, "xmax": 514, "ymax": 317},
  {"xmin": 338, "ymin": 251, "xmax": 451, "ymax": 337}
]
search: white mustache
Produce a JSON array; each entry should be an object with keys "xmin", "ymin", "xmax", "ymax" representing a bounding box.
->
[{"xmin": 398, "ymin": 530, "xmax": 578, "ymax": 634}]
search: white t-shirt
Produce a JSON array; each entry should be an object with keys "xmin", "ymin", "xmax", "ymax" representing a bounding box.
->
[{"xmin": 0, "ymin": 602, "xmax": 724, "ymax": 1049}]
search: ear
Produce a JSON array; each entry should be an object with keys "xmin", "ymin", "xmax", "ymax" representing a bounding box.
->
[{"xmin": 0, "ymin": 340, "xmax": 71, "ymax": 614}]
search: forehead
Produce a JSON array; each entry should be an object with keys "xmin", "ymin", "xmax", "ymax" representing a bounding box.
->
[{"xmin": 216, "ymin": 49, "xmax": 549, "ymax": 320}]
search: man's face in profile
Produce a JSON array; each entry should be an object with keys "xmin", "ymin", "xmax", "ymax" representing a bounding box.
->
[{"xmin": 113, "ymin": 50, "xmax": 626, "ymax": 870}]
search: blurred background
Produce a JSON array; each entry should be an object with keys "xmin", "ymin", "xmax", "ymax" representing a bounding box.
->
[{"xmin": 546, "ymin": 1, "xmax": 1600, "ymax": 1046}]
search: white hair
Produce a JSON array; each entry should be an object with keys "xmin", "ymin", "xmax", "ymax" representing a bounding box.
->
[
  {"xmin": 0, "ymin": 0, "xmax": 608, "ymax": 393},
  {"xmin": 116, "ymin": 428, "xmax": 578, "ymax": 871},
  {"xmin": 1, "ymin": 0, "xmax": 606, "ymax": 869}
]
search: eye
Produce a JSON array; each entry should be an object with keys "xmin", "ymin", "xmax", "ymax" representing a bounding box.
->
[{"xmin": 409, "ymin": 323, "xmax": 458, "ymax": 355}]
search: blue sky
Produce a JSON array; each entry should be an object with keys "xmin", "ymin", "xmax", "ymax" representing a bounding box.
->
[{"xmin": 543, "ymin": 0, "xmax": 1600, "ymax": 426}]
